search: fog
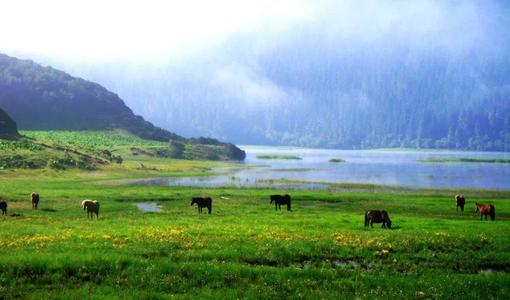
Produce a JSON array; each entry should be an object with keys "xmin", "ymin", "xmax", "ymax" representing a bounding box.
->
[{"xmin": 1, "ymin": 0, "xmax": 509, "ymax": 148}]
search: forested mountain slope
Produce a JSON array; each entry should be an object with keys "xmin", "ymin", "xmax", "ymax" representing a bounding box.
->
[
  {"xmin": 0, "ymin": 53, "xmax": 245, "ymax": 160},
  {"xmin": 0, "ymin": 108, "xmax": 18, "ymax": 139}
]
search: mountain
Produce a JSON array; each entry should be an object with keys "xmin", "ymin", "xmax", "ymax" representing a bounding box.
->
[
  {"xmin": 0, "ymin": 108, "xmax": 19, "ymax": 139},
  {"xmin": 0, "ymin": 53, "xmax": 245, "ymax": 160},
  {"xmin": 0, "ymin": 53, "xmax": 182, "ymax": 141}
]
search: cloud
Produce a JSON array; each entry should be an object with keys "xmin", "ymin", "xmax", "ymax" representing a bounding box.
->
[{"xmin": 210, "ymin": 64, "xmax": 291, "ymax": 107}]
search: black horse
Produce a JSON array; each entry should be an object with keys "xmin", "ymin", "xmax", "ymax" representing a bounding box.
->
[
  {"xmin": 191, "ymin": 197, "xmax": 212, "ymax": 214},
  {"xmin": 0, "ymin": 199, "xmax": 7, "ymax": 216},
  {"xmin": 364, "ymin": 210, "xmax": 392, "ymax": 229},
  {"xmin": 455, "ymin": 194, "xmax": 465, "ymax": 213},
  {"xmin": 269, "ymin": 194, "xmax": 291, "ymax": 211}
]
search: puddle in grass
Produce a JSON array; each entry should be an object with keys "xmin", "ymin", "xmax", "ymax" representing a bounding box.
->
[{"xmin": 136, "ymin": 203, "xmax": 162, "ymax": 212}]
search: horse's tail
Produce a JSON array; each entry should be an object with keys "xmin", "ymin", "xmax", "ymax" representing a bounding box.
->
[
  {"xmin": 490, "ymin": 205, "xmax": 495, "ymax": 221},
  {"xmin": 364, "ymin": 212, "xmax": 369, "ymax": 227}
]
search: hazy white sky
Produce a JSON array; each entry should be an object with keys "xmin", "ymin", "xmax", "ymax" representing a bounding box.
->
[
  {"xmin": 1, "ymin": 0, "xmax": 504, "ymax": 64},
  {"xmin": 0, "ymin": 0, "xmax": 312, "ymax": 61}
]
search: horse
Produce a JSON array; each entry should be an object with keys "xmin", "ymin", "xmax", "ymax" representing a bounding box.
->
[
  {"xmin": 475, "ymin": 203, "xmax": 495, "ymax": 221},
  {"xmin": 82, "ymin": 199, "xmax": 100, "ymax": 219},
  {"xmin": 455, "ymin": 194, "xmax": 465, "ymax": 213},
  {"xmin": 0, "ymin": 199, "xmax": 7, "ymax": 216},
  {"xmin": 269, "ymin": 194, "xmax": 291, "ymax": 211},
  {"xmin": 191, "ymin": 197, "xmax": 212, "ymax": 214},
  {"xmin": 30, "ymin": 192, "xmax": 40, "ymax": 209},
  {"xmin": 364, "ymin": 210, "xmax": 392, "ymax": 229}
]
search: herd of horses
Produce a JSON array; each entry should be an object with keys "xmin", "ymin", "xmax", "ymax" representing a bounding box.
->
[{"xmin": 0, "ymin": 192, "xmax": 498, "ymax": 226}]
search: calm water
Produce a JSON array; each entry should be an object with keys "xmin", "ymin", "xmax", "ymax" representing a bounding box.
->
[
  {"xmin": 133, "ymin": 146, "xmax": 510, "ymax": 190},
  {"xmin": 135, "ymin": 203, "xmax": 162, "ymax": 212}
]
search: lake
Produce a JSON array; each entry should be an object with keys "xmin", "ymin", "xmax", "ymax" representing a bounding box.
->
[{"xmin": 132, "ymin": 146, "xmax": 510, "ymax": 190}]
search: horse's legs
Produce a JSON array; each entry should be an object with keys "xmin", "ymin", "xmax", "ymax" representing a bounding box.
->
[{"xmin": 208, "ymin": 206, "xmax": 211, "ymax": 214}]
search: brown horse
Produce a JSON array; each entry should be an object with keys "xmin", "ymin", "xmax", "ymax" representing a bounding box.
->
[
  {"xmin": 82, "ymin": 199, "xmax": 100, "ymax": 219},
  {"xmin": 365, "ymin": 210, "xmax": 392, "ymax": 229},
  {"xmin": 269, "ymin": 194, "xmax": 291, "ymax": 211},
  {"xmin": 475, "ymin": 203, "xmax": 495, "ymax": 221},
  {"xmin": 30, "ymin": 192, "xmax": 40, "ymax": 209},
  {"xmin": 0, "ymin": 199, "xmax": 7, "ymax": 216},
  {"xmin": 455, "ymin": 194, "xmax": 465, "ymax": 213}
]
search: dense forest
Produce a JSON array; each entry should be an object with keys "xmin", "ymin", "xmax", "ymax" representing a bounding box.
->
[
  {"xmin": 84, "ymin": 48, "xmax": 510, "ymax": 152},
  {"xmin": 0, "ymin": 54, "xmax": 245, "ymax": 160}
]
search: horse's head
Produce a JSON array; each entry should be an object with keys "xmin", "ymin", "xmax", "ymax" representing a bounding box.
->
[
  {"xmin": 386, "ymin": 219, "xmax": 392, "ymax": 229},
  {"xmin": 475, "ymin": 203, "xmax": 481, "ymax": 212},
  {"xmin": 82, "ymin": 200, "xmax": 91, "ymax": 210},
  {"xmin": 191, "ymin": 198, "xmax": 197, "ymax": 206}
]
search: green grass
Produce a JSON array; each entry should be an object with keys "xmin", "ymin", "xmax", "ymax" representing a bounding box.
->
[
  {"xmin": 0, "ymin": 132, "xmax": 509, "ymax": 298},
  {"xmin": 1, "ymin": 170, "xmax": 509, "ymax": 298},
  {"xmin": 420, "ymin": 157, "xmax": 510, "ymax": 164},
  {"xmin": 328, "ymin": 158, "xmax": 346, "ymax": 163},
  {"xmin": 21, "ymin": 130, "xmax": 243, "ymax": 161},
  {"xmin": 256, "ymin": 154, "xmax": 302, "ymax": 160}
]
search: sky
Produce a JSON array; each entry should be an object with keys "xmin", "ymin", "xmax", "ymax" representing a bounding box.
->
[
  {"xmin": 0, "ymin": 0, "xmax": 313, "ymax": 62},
  {"xmin": 2, "ymin": 0, "xmax": 505, "ymax": 63}
]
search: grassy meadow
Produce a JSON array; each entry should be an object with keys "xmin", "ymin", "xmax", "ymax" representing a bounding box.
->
[{"xmin": 0, "ymin": 131, "xmax": 509, "ymax": 299}]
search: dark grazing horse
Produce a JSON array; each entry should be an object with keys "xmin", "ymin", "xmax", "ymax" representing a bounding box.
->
[
  {"xmin": 82, "ymin": 199, "xmax": 100, "ymax": 219},
  {"xmin": 30, "ymin": 192, "xmax": 40, "ymax": 209},
  {"xmin": 364, "ymin": 210, "xmax": 392, "ymax": 229},
  {"xmin": 0, "ymin": 199, "xmax": 7, "ymax": 216},
  {"xmin": 269, "ymin": 194, "xmax": 291, "ymax": 211},
  {"xmin": 455, "ymin": 194, "xmax": 465, "ymax": 213},
  {"xmin": 475, "ymin": 203, "xmax": 495, "ymax": 221},
  {"xmin": 191, "ymin": 197, "xmax": 212, "ymax": 214}
]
